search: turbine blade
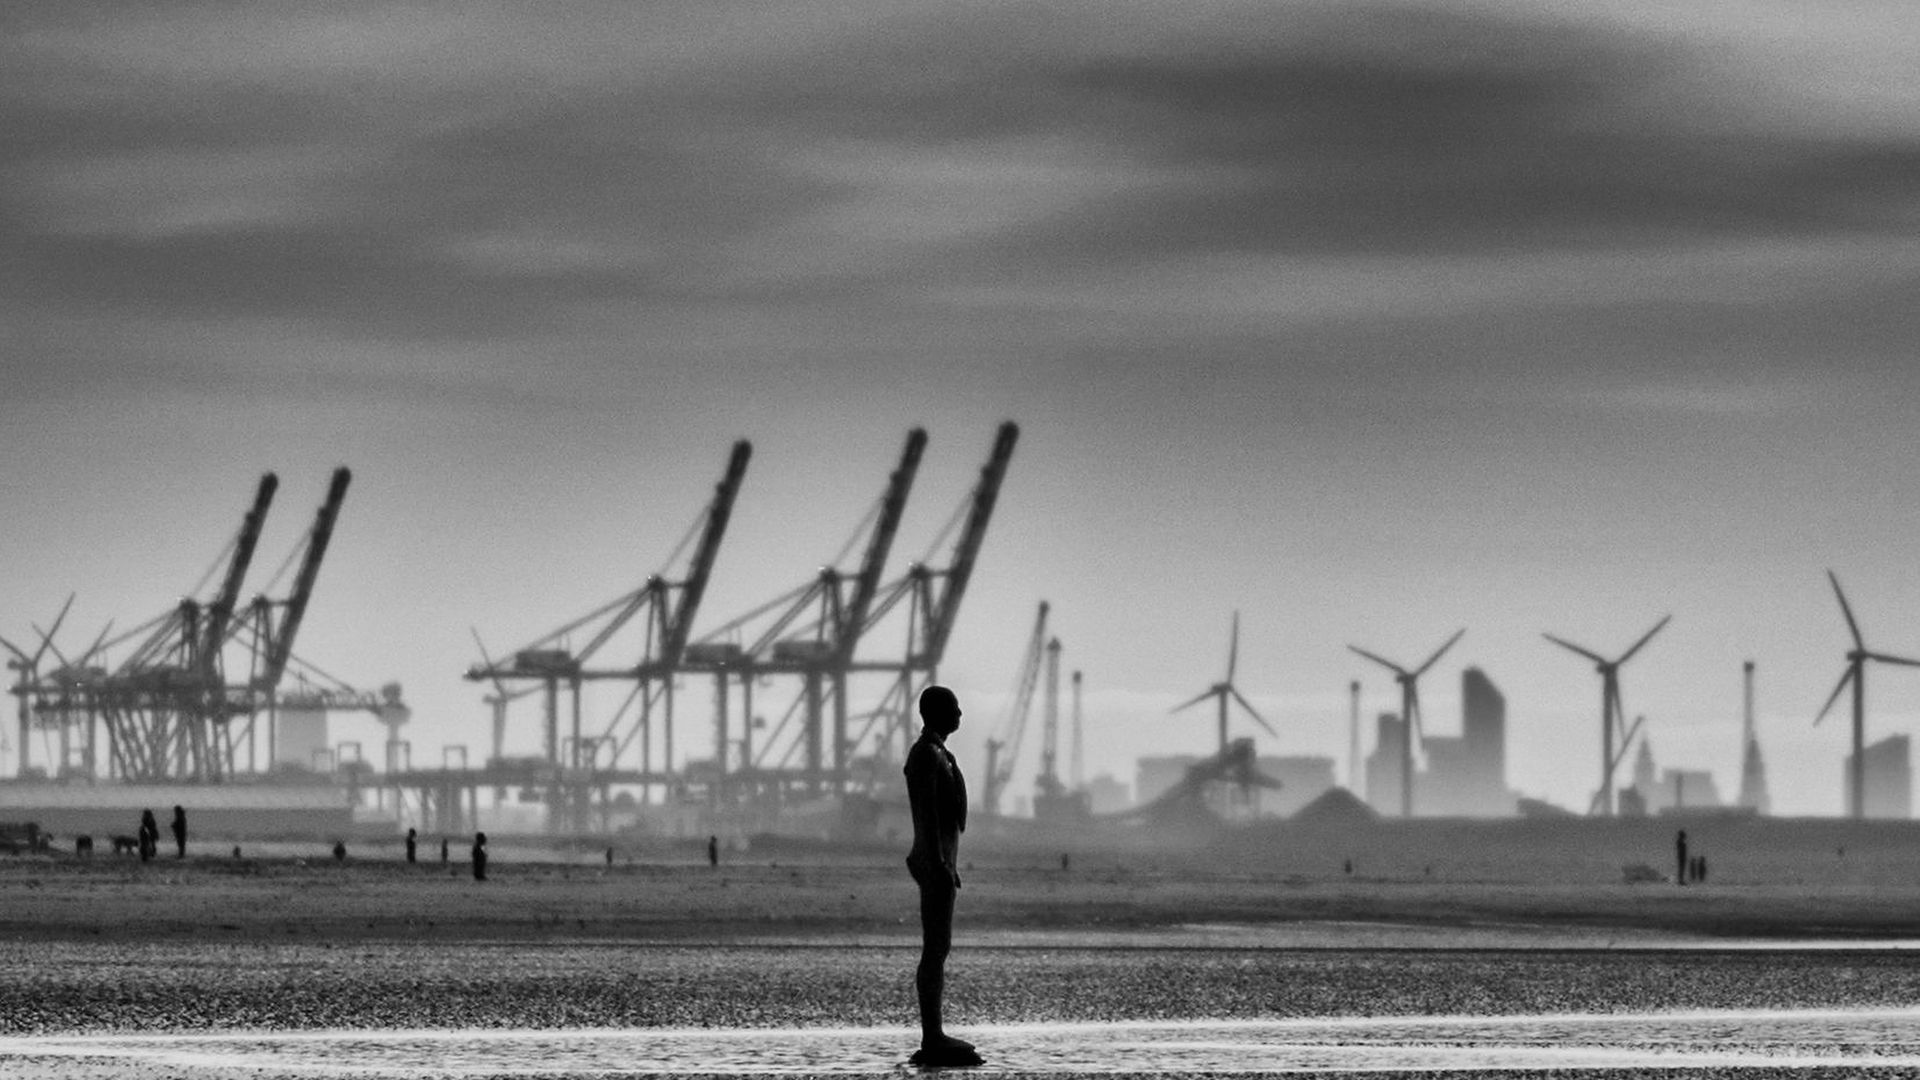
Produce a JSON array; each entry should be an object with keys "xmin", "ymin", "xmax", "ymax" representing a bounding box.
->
[
  {"xmin": 1542, "ymin": 632, "xmax": 1607, "ymax": 665},
  {"xmin": 0, "ymin": 636, "xmax": 26, "ymax": 664},
  {"xmin": 30, "ymin": 593, "xmax": 76, "ymax": 666},
  {"xmin": 31, "ymin": 624, "xmax": 74, "ymax": 672},
  {"xmin": 1228, "ymin": 686, "xmax": 1277, "ymax": 737},
  {"xmin": 1867, "ymin": 652, "xmax": 1920, "ymax": 669},
  {"xmin": 1170, "ymin": 687, "xmax": 1216, "ymax": 714},
  {"xmin": 1615, "ymin": 614, "xmax": 1672, "ymax": 666},
  {"xmin": 1227, "ymin": 611, "xmax": 1239, "ymax": 684},
  {"xmin": 1413, "ymin": 628, "xmax": 1466, "ymax": 677},
  {"xmin": 1348, "ymin": 645, "xmax": 1407, "ymax": 676},
  {"xmin": 1829, "ymin": 570, "xmax": 1865, "ymax": 651},
  {"xmin": 1813, "ymin": 667, "xmax": 1854, "ymax": 726}
]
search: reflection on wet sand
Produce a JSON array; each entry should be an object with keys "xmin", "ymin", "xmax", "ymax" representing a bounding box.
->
[{"xmin": 10, "ymin": 1008, "xmax": 1920, "ymax": 1076}]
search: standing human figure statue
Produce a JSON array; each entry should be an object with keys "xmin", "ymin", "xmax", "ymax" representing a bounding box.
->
[
  {"xmin": 170, "ymin": 805, "xmax": 187, "ymax": 859},
  {"xmin": 138, "ymin": 809, "xmax": 158, "ymax": 863},
  {"xmin": 405, "ymin": 827, "xmax": 418, "ymax": 864},
  {"xmin": 1675, "ymin": 829, "xmax": 1689, "ymax": 886},
  {"xmin": 904, "ymin": 685, "xmax": 982, "ymax": 1067},
  {"xmin": 471, "ymin": 831, "xmax": 488, "ymax": 882}
]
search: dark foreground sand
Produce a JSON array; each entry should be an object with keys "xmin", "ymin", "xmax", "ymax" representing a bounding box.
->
[{"xmin": 7, "ymin": 849, "xmax": 1920, "ymax": 1075}]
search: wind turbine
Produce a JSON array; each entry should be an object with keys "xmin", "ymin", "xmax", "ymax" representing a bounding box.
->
[
  {"xmin": 1543, "ymin": 614, "xmax": 1670, "ymax": 817},
  {"xmin": 1815, "ymin": 572, "xmax": 1920, "ymax": 820},
  {"xmin": 1171, "ymin": 612, "xmax": 1276, "ymax": 756},
  {"xmin": 1, "ymin": 593, "xmax": 75, "ymax": 778},
  {"xmin": 1349, "ymin": 628, "xmax": 1464, "ymax": 818}
]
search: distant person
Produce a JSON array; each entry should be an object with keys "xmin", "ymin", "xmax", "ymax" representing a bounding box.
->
[
  {"xmin": 232, "ymin": 845, "xmax": 242, "ymax": 860},
  {"xmin": 171, "ymin": 805, "xmax": 187, "ymax": 859},
  {"xmin": 139, "ymin": 809, "xmax": 158, "ymax": 862},
  {"xmin": 904, "ymin": 684, "xmax": 981, "ymax": 1067},
  {"xmin": 471, "ymin": 832, "xmax": 488, "ymax": 881},
  {"xmin": 440, "ymin": 837, "xmax": 450, "ymax": 864},
  {"xmin": 708, "ymin": 835, "xmax": 719, "ymax": 868},
  {"xmin": 1675, "ymin": 829, "xmax": 1688, "ymax": 886},
  {"xmin": 333, "ymin": 840, "xmax": 347, "ymax": 862},
  {"xmin": 605, "ymin": 846, "xmax": 614, "ymax": 868},
  {"xmin": 406, "ymin": 828, "xmax": 418, "ymax": 865},
  {"xmin": 1060, "ymin": 852, "xmax": 1069, "ymax": 872},
  {"xmin": 1693, "ymin": 855, "xmax": 1707, "ymax": 884},
  {"xmin": 75, "ymin": 835, "xmax": 93, "ymax": 858}
]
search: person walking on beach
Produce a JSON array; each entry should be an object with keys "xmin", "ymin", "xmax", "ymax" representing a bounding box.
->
[
  {"xmin": 707, "ymin": 835, "xmax": 719, "ymax": 868},
  {"xmin": 170, "ymin": 806, "xmax": 187, "ymax": 859},
  {"xmin": 138, "ymin": 809, "xmax": 158, "ymax": 862},
  {"xmin": 904, "ymin": 684, "xmax": 981, "ymax": 1068},
  {"xmin": 471, "ymin": 831, "xmax": 488, "ymax": 881},
  {"xmin": 405, "ymin": 828, "xmax": 417, "ymax": 864},
  {"xmin": 1675, "ymin": 829, "xmax": 1689, "ymax": 886}
]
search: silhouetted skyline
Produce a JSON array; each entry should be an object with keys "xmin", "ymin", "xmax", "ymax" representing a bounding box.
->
[{"xmin": 5, "ymin": 3, "xmax": 1920, "ymax": 815}]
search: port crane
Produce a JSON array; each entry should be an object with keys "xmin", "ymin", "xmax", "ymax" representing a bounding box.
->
[
  {"xmin": 464, "ymin": 440, "xmax": 751, "ymax": 825},
  {"xmin": 845, "ymin": 421, "xmax": 1021, "ymax": 767},
  {"xmin": 981, "ymin": 601, "xmax": 1048, "ymax": 818},
  {"xmin": 686, "ymin": 429, "xmax": 926, "ymax": 792},
  {"xmin": 4, "ymin": 468, "xmax": 362, "ymax": 782}
]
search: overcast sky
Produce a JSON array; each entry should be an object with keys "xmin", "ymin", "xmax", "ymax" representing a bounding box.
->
[{"xmin": 5, "ymin": 1, "xmax": 1920, "ymax": 815}]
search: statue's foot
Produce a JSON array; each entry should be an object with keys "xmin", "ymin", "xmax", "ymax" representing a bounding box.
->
[{"xmin": 909, "ymin": 1035, "xmax": 983, "ymax": 1067}]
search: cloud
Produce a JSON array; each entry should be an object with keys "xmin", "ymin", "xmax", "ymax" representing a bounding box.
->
[{"xmin": 3, "ymin": 0, "xmax": 1918, "ymax": 371}]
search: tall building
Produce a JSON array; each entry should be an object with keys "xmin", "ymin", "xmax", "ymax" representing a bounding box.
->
[
  {"xmin": 1420, "ymin": 667, "xmax": 1510, "ymax": 816},
  {"xmin": 1846, "ymin": 734, "xmax": 1911, "ymax": 819},
  {"xmin": 1363, "ymin": 712, "xmax": 1406, "ymax": 816}
]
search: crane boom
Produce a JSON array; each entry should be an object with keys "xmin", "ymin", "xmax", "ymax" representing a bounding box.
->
[
  {"xmin": 199, "ymin": 473, "xmax": 278, "ymax": 675},
  {"xmin": 258, "ymin": 467, "xmax": 351, "ymax": 690},
  {"xmin": 983, "ymin": 600, "xmax": 1047, "ymax": 816},
  {"xmin": 917, "ymin": 421, "xmax": 1017, "ymax": 667},
  {"xmin": 663, "ymin": 440, "xmax": 752, "ymax": 664},
  {"xmin": 836, "ymin": 429, "xmax": 926, "ymax": 660}
]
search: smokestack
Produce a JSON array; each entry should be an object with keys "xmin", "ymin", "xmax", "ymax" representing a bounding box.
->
[
  {"xmin": 1349, "ymin": 679, "xmax": 1362, "ymax": 795},
  {"xmin": 1070, "ymin": 669, "xmax": 1083, "ymax": 791}
]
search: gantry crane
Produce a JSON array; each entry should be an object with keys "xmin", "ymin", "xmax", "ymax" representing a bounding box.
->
[
  {"xmin": 5, "ymin": 469, "xmax": 360, "ymax": 782},
  {"xmin": 850, "ymin": 421, "xmax": 1021, "ymax": 761},
  {"xmin": 981, "ymin": 601, "xmax": 1047, "ymax": 818},
  {"xmin": 464, "ymin": 440, "xmax": 752, "ymax": 827},
  {"xmin": 687, "ymin": 429, "xmax": 926, "ymax": 792}
]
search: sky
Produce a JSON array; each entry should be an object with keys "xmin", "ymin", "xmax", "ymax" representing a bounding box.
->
[{"xmin": 4, "ymin": 1, "xmax": 1920, "ymax": 816}]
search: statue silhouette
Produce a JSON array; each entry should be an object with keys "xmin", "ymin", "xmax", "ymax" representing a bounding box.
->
[{"xmin": 904, "ymin": 684, "xmax": 981, "ymax": 1067}]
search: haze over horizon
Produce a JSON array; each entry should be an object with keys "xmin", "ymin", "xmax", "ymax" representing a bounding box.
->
[{"xmin": 6, "ymin": 1, "xmax": 1920, "ymax": 817}]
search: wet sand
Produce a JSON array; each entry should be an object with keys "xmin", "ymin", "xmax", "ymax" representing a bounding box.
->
[
  {"xmin": 4, "ymin": 850, "xmax": 1920, "ymax": 944},
  {"xmin": 7, "ymin": 852, "xmax": 1920, "ymax": 1075}
]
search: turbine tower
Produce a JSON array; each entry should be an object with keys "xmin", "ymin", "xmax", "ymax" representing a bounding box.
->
[
  {"xmin": 1543, "ymin": 615, "xmax": 1670, "ymax": 817},
  {"xmin": 1815, "ymin": 571, "xmax": 1920, "ymax": 820},
  {"xmin": 1348, "ymin": 629, "xmax": 1464, "ymax": 819},
  {"xmin": 1171, "ymin": 611, "xmax": 1276, "ymax": 756}
]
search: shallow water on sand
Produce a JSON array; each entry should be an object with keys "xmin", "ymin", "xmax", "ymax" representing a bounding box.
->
[
  {"xmin": 10, "ymin": 1008, "xmax": 1920, "ymax": 1076},
  {"xmin": 9, "ymin": 941, "xmax": 1920, "ymax": 1076}
]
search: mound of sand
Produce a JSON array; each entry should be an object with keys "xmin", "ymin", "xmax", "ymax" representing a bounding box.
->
[{"xmin": 1289, "ymin": 787, "xmax": 1378, "ymax": 826}]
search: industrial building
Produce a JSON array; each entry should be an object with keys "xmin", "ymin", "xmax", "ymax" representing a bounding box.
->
[
  {"xmin": 1846, "ymin": 735, "xmax": 1911, "ymax": 820},
  {"xmin": 1363, "ymin": 667, "xmax": 1512, "ymax": 817}
]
